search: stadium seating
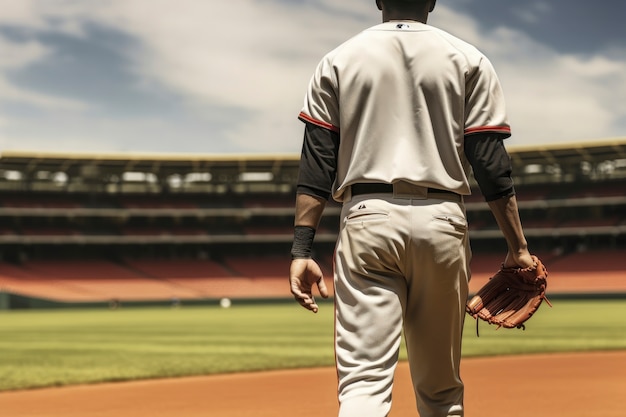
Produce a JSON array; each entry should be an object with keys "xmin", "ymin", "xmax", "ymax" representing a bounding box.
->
[
  {"xmin": 0, "ymin": 146, "xmax": 624, "ymax": 307},
  {"xmin": 3, "ymin": 249, "xmax": 622, "ymax": 303}
]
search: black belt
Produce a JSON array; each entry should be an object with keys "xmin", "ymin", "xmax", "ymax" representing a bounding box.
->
[{"xmin": 351, "ymin": 183, "xmax": 459, "ymax": 197}]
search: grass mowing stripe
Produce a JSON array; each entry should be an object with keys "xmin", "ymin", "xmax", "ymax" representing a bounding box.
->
[{"xmin": 0, "ymin": 300, "xmax": 625, "ymax": 391}]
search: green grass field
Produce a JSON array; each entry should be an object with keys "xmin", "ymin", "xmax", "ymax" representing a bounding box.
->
[{"xmin": 1, "ymin": 299, "xmax": 625, "ymax": 391}]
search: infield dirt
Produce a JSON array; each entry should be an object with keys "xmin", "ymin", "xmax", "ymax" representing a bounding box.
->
[{"xmin": 0, "ymin": 351, "xmax": 624, "ymax": 417}]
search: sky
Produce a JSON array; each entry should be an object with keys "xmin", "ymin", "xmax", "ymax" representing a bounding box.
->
[{"xmin": 0, "ymin": 0, "xmax": 625, "ymax": 155}]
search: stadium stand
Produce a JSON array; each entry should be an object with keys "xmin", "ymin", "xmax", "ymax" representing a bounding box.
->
[{"xmin": 0, "ymin": 139, "xmax": 625, "ymax": 308}]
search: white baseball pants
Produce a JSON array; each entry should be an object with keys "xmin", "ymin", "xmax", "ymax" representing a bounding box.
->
[{"xmin": 334, "ymin": 192, "xmax": 470, "ymax": 417}]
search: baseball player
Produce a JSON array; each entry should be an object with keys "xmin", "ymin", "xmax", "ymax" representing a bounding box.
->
[{"xmin": 289, "ymin": 1, "xmax": 535, "ymax": 416}]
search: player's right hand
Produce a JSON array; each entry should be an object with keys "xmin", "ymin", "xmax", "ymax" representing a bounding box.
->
[
  {"xmin": 289, "ymin": 258, "xmax": 329, "ymax": 313},
  {"xmin": 503, "ymin": 249, "xmax": 535, "ymax": 269}
]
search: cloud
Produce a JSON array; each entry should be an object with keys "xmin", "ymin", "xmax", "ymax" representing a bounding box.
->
[
  {"xmin": 0, "ymin": 1, "xmax": 97, "ymax": 112},
  {"xmin": 512, "ymin": 1, "xmax": 552, "ymax": 25},
  {"xmin": 0, "ymin": 35, "xmax": 49, "ymax": 69},
  {"xmin": 0, "ymin": 0, "xmax": 360, "ymax": 152},
  {"xmin": 0, "ymin": 0, "xmax": 94, "ymax": 36},
  {"xmin": 431, "ymin": 7, "xmax": 626, "ymax": 145},
  {"xmin": 0, "ymin": 0, "xmax": 623, "ymax": 154},
  {"xmin": 0, "ymin": 114, "xmax": 210, "ymax": 153},
  {"xmin": 80, "ymin": 0, "xmax": 377, "ymax": 152},
  {"xmin": 0, "ymin": 1, "xmax": 46, "ymax": 28},
  {"xmin": 0, "ymin": 77, "xmax": 87, "ymax": 110},
  {"xmin": 495, "ymin": 35, "xmax": 626, "ymax": 145},
  {"xmin": 0, "ymin": 32, "xmax": 88, "ymax": 110}
]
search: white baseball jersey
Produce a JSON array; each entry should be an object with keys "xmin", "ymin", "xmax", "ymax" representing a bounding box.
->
[{"xmin": 299, "ymin": 21, "xmax": 511, "ymax": 202}]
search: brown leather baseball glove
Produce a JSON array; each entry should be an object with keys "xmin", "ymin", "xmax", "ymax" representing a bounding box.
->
[{"xmin": 466, "ymin": 255, "xmax": 551, "ymax": 333}]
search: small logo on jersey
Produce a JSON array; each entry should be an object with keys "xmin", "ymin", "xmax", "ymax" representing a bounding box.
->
[
  {"xmin": 357, "ymin": 204, "xmax": 367, "ymax": 210},
  {"xmin": 396, "ymin": 23, "xmax": 410, "ymax": 30}
]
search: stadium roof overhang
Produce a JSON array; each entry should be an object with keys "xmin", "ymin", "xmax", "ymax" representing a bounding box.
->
[
  {"xmin": 507, "ymin": 137, "xmax": 626, "ymax": 168},
  {"xmin": 0, "ymin": 151, "xmax": 302, "ymax": 190},
  {"xmin": 505, "ymin": 137, "xmax": 626, "ymax": 183},
  {"xmin": 0, "ymin": 151, "xmax": 300, "ymax": 175},
  {"xmin": 1, "ymin": 137, "xmax": 625, "ymax": 189}
]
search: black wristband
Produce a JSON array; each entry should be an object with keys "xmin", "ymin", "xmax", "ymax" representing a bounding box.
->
[{"xmin": 291, "ymin": 226, "xmax": 316, "ymax": 259}]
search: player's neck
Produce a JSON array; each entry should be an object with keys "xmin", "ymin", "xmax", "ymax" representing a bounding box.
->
[{"xmin": 382, "ymin": 10, "xmax": 428, "ymax": 24}]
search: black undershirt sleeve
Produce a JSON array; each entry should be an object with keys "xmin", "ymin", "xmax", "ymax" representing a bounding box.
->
[
  {"xmin": 296, "ymin": 123, "xmax": 339, "ymax": 200},
  {"xmin": 464, "ymin": 133, "xmax": 515, "ymax": 201}
]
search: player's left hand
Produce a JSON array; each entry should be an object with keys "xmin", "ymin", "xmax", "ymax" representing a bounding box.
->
[{"xmin": 289, "ymin": 258, "xmax": 328, "ymax": 313}]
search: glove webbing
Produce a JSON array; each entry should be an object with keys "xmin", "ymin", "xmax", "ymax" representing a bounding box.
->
[{"xmin": 472, "ymin": 289, "xmax": 552, "ymax": 336}]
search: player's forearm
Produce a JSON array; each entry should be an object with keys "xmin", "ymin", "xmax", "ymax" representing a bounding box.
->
[
  {"xmin": 487, "ymin": 195, "xmax": 528, "ymax": 256},
  {"xmin": 294, "ymin": 192, "xmax": 326, "ymax": 228}
]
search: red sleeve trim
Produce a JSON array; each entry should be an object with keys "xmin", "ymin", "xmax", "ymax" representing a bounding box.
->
[
  {"xmin": 464, "ymin": 125, "xmax": 511, "ymax": 136},
  {"xmin": 298, "ymin": 112, "xmax": 339, "ymax": 133}
]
